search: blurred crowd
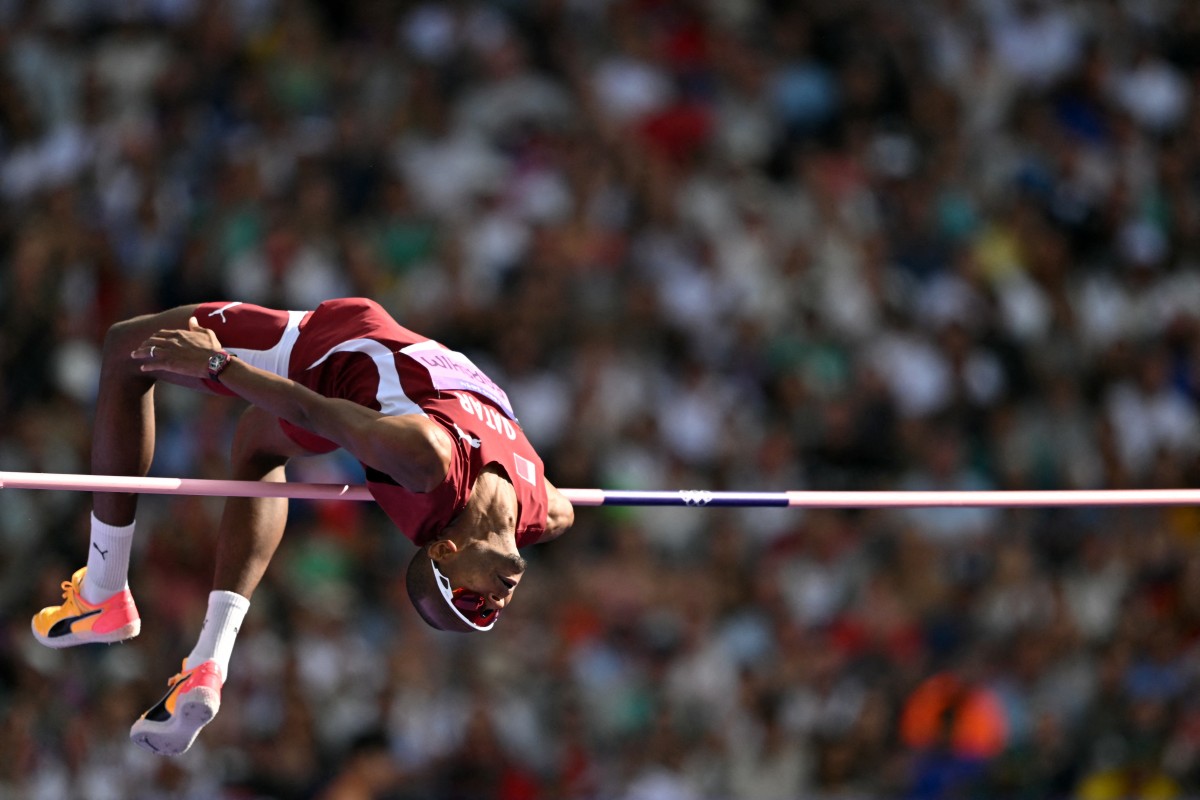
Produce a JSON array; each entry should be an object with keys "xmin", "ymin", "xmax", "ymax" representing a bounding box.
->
[{"xmin": 3, "ymin": 0, "xmax": 1200, "ymax": 797}]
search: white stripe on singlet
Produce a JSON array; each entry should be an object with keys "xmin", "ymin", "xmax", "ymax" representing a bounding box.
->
[
  {"xmin": 226, "ymin": 310, "xmax": 306, "ymax": 378},
  {"xmin": 305, "ymin": 338, "xmax": 425, "ymax": 417}
]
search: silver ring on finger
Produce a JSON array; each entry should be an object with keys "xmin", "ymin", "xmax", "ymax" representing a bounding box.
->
[{"xmin": 150, "ymin": 346, "xmax": 156, "ymax": 358}]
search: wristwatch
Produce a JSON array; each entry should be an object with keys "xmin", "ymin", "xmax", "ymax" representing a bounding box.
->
[{"xmin": 207, "ymin": 350, "xmax": 233, "ymax": 382}]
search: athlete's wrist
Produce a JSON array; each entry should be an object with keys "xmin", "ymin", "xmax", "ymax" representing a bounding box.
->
[{"xmin": 207, "ymin": 350, "xmax": 234, "ymax": 382}]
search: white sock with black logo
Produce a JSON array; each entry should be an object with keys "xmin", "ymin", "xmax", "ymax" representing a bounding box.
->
[
  {"xmin": 82, "ymin": 513, "xmax": 135, "ymax": 604},
  {"xmin": 186, "ymin": 591, "xmax": 250, "ymax": 678}
]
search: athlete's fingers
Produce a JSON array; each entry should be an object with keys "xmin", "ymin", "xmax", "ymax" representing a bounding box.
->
[
  {"xmin": 130, "ymin": 333, "xmax": 174, "ymax": 360},
  {"xmin": 132, "ymin": 324, "xmax": 226, "ymax": 379},
  {"xmin": 186, "ymin": 318, "xmax": 221, "ymax": 348},
  {"xmin": 133, "ymin": 347, "xmax": 198, "ymax": 376},
  {"xmin": 131, "ymin": 331, "xmax": 180, "ymax": 357},
  {"xmin": 131, "ymin": 324, "xmax": 221, "ymax": 362}
]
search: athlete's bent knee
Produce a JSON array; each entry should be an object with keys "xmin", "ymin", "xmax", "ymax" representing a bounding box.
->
[{"xmin": 101, "ymin": 318, "xmax": 156, "ymax": 376}]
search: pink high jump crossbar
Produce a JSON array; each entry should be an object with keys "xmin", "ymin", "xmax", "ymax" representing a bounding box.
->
[{"xmin": 2, "ymin": 471, "xmax": 1200, "ymax": 508}]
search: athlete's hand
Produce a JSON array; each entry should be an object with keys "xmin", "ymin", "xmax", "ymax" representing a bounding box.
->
[{"xmin": 132, "ymin": 317, "xmax": 224, "ymax": 379}]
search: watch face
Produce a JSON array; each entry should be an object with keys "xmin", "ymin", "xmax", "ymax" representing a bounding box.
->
[{"xmin": 208, "ymin": 352, "xmax": 228, "ymax": 372}]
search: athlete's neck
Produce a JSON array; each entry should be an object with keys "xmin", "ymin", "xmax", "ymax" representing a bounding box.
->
[{"xmin": 450, "ymin": 464, "xmax": 517, "ymax": 546}]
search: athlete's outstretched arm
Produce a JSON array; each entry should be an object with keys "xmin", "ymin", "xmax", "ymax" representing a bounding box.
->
[{"xmin": 133, "ymin": 318, "xmax": 452, "ymax": 493}]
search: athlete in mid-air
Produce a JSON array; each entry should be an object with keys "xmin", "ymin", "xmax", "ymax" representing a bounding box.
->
[{"xmin": 32, "ymin": 298, "xmax": 575, "ymax": 755}]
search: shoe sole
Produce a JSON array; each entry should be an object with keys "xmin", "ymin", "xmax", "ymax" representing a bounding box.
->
[
  {"xmin": 130, "ymin": 686, "xmax": 220, "ymax": 757},
  {"xmin": 30, "ymin": 619, "xmax": 141, "ymax": 649}
]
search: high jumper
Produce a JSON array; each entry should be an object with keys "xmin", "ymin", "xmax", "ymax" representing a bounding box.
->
[{"xmin": 29, "ymin": 298, "xmax": 575, "ymax": 756}]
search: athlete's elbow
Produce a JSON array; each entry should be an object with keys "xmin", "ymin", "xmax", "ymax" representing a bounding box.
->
[
  {"xmin": 552, "ymin": 504, "xmax": 574, "ymax": 536},
  {"xmin": 558, "ymin": 498, "xmax": 575, "ymax": 531},
  {"xmin": 545, "ymin": 488, "xmax": 575, "ymax": 537}
]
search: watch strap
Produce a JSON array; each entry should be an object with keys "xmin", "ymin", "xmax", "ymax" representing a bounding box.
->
[{"xmin": 208, "ymin": 350, "xmax": 233, "ymax": 382}]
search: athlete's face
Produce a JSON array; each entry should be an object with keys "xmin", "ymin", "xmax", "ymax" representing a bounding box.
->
[{"xmin": 433, "ymin": 540, "xmax": 526, "ymax": 613}]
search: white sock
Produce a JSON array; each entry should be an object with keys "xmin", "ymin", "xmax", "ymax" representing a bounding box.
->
[
  {"xmin": 82, "ymin": 513, "xmax": 135, "ymax": 604},
  {"xmin": 186, "ymin": 591, "xmax": 250, "ymax": 678}
]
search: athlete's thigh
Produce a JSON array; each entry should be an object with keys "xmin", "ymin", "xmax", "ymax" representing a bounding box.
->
[
  {"xmin": 121, "ymin": 301, "xmax": 299, "ymax": 395},
  {"xmin": 157, "ymin": 300, "xmax": 305, "ymax": 396},
  {"xmin": 192, "ymin": 301, "xmax": 305, "ymax": 380}
]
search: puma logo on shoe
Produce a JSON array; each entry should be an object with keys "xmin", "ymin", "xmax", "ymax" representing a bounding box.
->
[
  {"xmin": 47, "ymin": 609, "xmax": 102, "ymax": 638},
  {"xmin": 143, "ymin": 675, "xmax": 189, "ymax": 723}
]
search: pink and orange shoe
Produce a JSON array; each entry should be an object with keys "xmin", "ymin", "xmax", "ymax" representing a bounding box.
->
[
  {"xmin": 31, "ymin": 567, "xmax": 141, "ymax": 648},
  {"xmin": 130, "ymin": 659, "xmax": 223, "ymax": 756}
]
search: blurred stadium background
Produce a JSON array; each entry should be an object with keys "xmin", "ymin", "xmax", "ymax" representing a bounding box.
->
[{"xmin": 3, "ymin": 0, "xmax": 1200, "ymax": 797}]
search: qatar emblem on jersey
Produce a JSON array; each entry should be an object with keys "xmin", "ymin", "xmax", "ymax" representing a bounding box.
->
[{"xmin": 513, "ymin": 454, "xmax": 537, "ymax": 485}]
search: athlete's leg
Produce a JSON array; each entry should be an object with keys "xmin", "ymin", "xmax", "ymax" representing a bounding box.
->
[
  {"xmin": 92, "ymin": 306, "xmax": 212, "ymax": 527},
  {"xmin": 184, "ymin": 407, "xmax": 303, "ymax": 677},
  {"xmin": 133, "ymin": 405, "xmax": 311, "ymax": 757},
  {"xmin": 35, "ymin": 301, "xmax": 298, "ymax": 645},
  {"xmin": 32, "ymin": 306, "xmax": 215, "ymax": 646},
  {"xmin": 186, "ymin": 404, "xmax": 312, "ymax": 675},
  {"xmin": 214, "ymin": 405, "xmax": 312, "ymax": 598},
  {"xmin": 85, "ymin": 307, "xmax": 223, "ymax": 603}
]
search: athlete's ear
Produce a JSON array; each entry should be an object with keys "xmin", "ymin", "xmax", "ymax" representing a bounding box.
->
[{"xmin": 429, "ymin": 540, "xmax": 459, "ymax": 561}]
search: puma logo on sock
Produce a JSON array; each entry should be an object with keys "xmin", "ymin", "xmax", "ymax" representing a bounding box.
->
[{"xmin": 93, "ymin": 543, "xmax": 109, "ymax": 560}]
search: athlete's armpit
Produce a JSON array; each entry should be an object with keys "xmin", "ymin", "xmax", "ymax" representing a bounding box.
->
[{"xmin": 346, "ymin": 415, "xmax": 453, "ymax": 494}]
